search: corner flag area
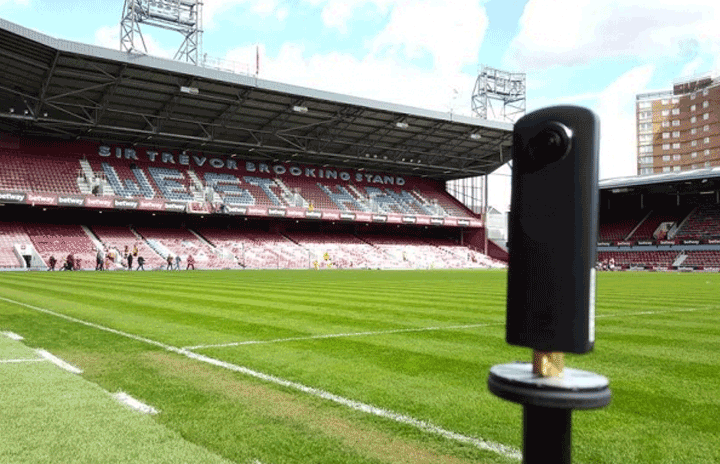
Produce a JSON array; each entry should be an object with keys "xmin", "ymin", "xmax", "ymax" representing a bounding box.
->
[{"xmin": 0, "ymin": 334, "xmax": 234, "ymax": 464}]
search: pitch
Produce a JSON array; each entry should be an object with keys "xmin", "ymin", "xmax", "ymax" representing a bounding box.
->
[{"xmin": 0, "ymin": 270, "xmax": 718, "ymax": 463}]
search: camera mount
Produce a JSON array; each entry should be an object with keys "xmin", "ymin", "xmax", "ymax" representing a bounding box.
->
[{"xmin": 489, "ymin": 106, "xmax": 611, "ymax": 463}]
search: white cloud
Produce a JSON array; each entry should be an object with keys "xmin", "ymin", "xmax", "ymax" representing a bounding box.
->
[
  {"xmin": 0, "ymin": 0, "xmax": 31, "ymax": 6},
  {"xmin": 203, "ymin": 0, "xmax": 286, "ymax": 29},
  {"xmin": 371, "ymin": 0, "xmax": 488, "ymax": 75},
  {"xmin": 505, "ymin": 0, "xmax": 720, "ymax": 71},
  {"xmin": 679, "ymin": 57, "xmax": 705, "ymax": 79},
  {"xmin": 225, "ymin": 42, "xmax": 478, "ymax": 116},
  {"xmin": 94, "ymin": 25, "xmax": 175, "ymax": 59},
  {"xmin": 313, "ymin": 0, "xmax": 395, "ymax": 33},
  {"xmin": 276, "ymin": 7, "xmax": 289, "ymax": 22},
  {"xmin": 593, "ymin": 65, "xmax": 655, "ymax": 179}
]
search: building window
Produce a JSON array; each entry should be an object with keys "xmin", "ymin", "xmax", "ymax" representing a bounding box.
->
[
  {"xmin": 672, "ymin": 131, "xmax": 680, "ymax": 138},
  {"xmin": 703, "ymin": 113, "xmax": 710, "ymax": 120},
  {"xmin": 662, "ymin": 132, "xmax": 670, "ymax": 139},
  {"xmin": 673, "ymin": 142, "xmax": 681, "ymax": 149},
  {"xmin": 663, "ymin": 155, "xmax": 671, "ymax": 161},
  {"xmin": 692, "ymin": 151, "xmax": 698, "ymax": 158},
  {"xmin": 639, "ymin": 111, "xmax": 652, "ymax": 120},
  {"xmin": 705, "ymin": 149, "xmax": 711, "ymax": 156},
  {"xmin": 704, "ymin": 137, "xmax": 711, "ymax": 144},
  {"xmin": 691, "ymin": 140, "xmax": 698, "ymax": 147},
  {"xmin": 705, "ymin": 161, "xmax": 711, "ymax": 167},
  {"xmin": 638, "ymin": 101, "xmax": 652, "ymax": 109},
  {"xmin": 703, "ymin": 89, "xmax": 709, "ymax": 96},
  {"xmin": 663, "ymin": 143, "xmax": 670, "ymax": 150},
  {"xmin": 672, "ymin": 97, "xmax": 679, "ymax": 104},
  {"xmin": 691, "ymin": 128, "xmax": 698, "ymax": 135},
  {"xmin": 691, "ymin": 116, "xmax": 697, "ymax": 123},
  {"xmin": 639, "ymin": 145, "xmax": 653, "ymax": 154},
  {"xmin": 703, "ymin": 100, "xmax": 709, "ymax": 108},
  {"xmin": 661, "ymin": 99, "xmax": 669, "ymax": 105},
  {"xmin": 704, "ymin": 124, "xmax": 710, "ymax": 131},
  {"xmin": 673, "ymin": 154, "xmax": 681, "ymax": 160},
  {"xmin": 663, "ymin": 166, "xmax": 671, "ymax": 172},
  {"xmin": 639, "ymin": 156, "xmax": 653, "ymax": 164},
  {"xmin": 672, "ymin": 108, "xmax": 680, "ymax": 115},
  {"xmin": 662, "ymin": 109, "xmax": 670, "ymax": 116},
  {"xmin": 673, "ymin": 165, "xmax": 681, "ymax": 171},
  {"xmin": 691, "ymin": 104, "xmax": 697, "ymax": 111},
  {"xmin": 639, "ymin": 134, "xmax": 652, "ymax": 143},
  {"xmin": 672, "ymin": 119, "xmax": 680, "ymax": 126},
  {"xmin": 640, "ymin": 167, "xmax": 653, "ymax": 175},
  {"xmin": 662, "ymin": 120, "xmax": 671, "ymax": 127},
  {"xmin": 691, "ymin": 93, "xmax": 697, "ymax": 100},
  {"xmin": 692, "ymin": 164, "xmax": 698, "ymax": 170},
  {"xmin": 638, "ymin": 122, "xmax": 652, "ymax": 133}
]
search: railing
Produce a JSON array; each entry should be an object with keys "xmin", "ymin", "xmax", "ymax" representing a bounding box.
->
[{"xmin": 200, "ymin": 54, "xmax": 252, "ymax": 76}]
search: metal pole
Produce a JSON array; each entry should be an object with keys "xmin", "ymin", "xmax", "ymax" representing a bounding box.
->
[
  {"xmin": 484, "ymin": 174, "xmax": 489, "ymax": 255},
  {"xmin": 523, "ymin": 405, "xmax": 572, "ymax": 464}
]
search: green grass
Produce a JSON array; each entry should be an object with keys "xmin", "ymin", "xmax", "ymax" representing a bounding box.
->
[
  {"xmin": 0, "ymin": 269, "xmax": 718, "ymax": 463},
  {"xmin": 0, "ymin": 336, "xmax": 234, "ymax": 464}
]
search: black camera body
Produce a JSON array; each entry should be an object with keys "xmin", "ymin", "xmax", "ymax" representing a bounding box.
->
[{"xmin": 506, "ymin": 106, "xmax": 599, "ymax": 354}]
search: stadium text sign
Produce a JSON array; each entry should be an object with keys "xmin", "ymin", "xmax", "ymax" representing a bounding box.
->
[{"xmin": 99, "ymin": 146, "xmax": 406, "ymax": 186}]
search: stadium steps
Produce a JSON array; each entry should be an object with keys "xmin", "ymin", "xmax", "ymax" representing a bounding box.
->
[
  {"xmin": 187, "ymin": 228, "xmax": 216, "ymax": 250},
  {"xmin": 274, "ymin": 177, "xmax": 308, "ymax": 207},
  {"xmin": 279, "ymin": 232, "xmax": 303, "ymax": 247},
  {"xmin": 347, "ymin": 184, "xmax": 372, "ymax": 211},
  {"xmin": 81, "ymin": 225, "xmax": 104, "ymax": 251},
  {"xmin": 671, "ymin": 206, "xmax": 699, "ymax": 238},
  {"xmin": 185, "ymin": 170, "xmax": 207, "ymax": 202},
  {"xmin": 625, "ymin": 209, "xmax": 653, "ymax": 240},
  {"xmin": 673, "ymin": 252, "xmax": 688, "ymax": 267}
]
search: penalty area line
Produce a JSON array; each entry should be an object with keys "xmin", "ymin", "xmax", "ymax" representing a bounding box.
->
[
  {"xmin": 184, "ymin": 322, "xmax": 505, "ymax": 351},
  {"xmin": 0, "ymin": 358, "xmax": 45, "ymax": 364},
  {"xmin": 0, "ymin": 295, "xmax": 521, "ymax": 461},
  {"xmin": 37, "ymin": 349, "xmax": 84, "ymax": 374}
]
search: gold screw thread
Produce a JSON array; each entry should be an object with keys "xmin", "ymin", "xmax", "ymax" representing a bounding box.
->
[{"xmin": 532, "ymin": 351, "xmax": 565, "ymax": 378}]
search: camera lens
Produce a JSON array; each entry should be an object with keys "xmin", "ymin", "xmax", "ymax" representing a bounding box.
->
[{"xmin": 527, "ymin": 121, "xmax": 573, "ymax": 166}]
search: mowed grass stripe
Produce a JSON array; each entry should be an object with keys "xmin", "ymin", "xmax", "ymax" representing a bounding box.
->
[
  {"xmin": 0, "ymin": 271, "xmax": 505, "ymax": 348},
  {"xmin": 1, "ymin": 270, "xmax": 719, "ymax": 463}
]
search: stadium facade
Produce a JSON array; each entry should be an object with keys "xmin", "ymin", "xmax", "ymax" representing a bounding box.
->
[
  {"xmin": 636, "ymin": 72, "xmax": 720, "ymax": 175},
  {"xmin": 0, "ymin": 18, "xmax": 511, "ymax": 271}
]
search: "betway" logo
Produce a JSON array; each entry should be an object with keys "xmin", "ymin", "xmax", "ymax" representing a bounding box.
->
[
  {"xmin": 27, "ymin": 194, "xmax": 57, "ymax": 205},
  {"xmin": 114, "ymin": 200, "xmax": 138, "ymax": 209},
  {"xmin": 58, "ymin": 196, "xmax": 85, "ymax": 206},
  {"xmin": 0, "ymin": 192, "xmax": 25, "ymax": 202}
]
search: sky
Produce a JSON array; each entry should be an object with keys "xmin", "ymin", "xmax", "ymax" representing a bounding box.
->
[{"xmin": 2, "ymin": 0, "xmax": 719, "ymax": 211}]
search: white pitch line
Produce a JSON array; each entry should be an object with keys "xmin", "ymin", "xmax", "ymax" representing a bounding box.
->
[
  {"xmin": 113, "ymin": 391, "xmax": 159, "ymax": 415},
  {"xmin": 184, "ymin": 322, "xmax": 505, "ymax": 350},
  {"xmin": 2, "ymin": 331, "xmax": 24, "ymax": 340},
  {"xmin": 596, "ymin": 306, "xmax": 717, "ymax": 319},
  {"xmin": 36, "ymin": 349, "xmax": 84, "ymax": 374},
  {"xmin": 0, "ymin": 358, "xmax": 45, "ymax": 364},
  {"xmin": 186, "ymin": 305, "xmax": 719, "ymax": 351},
  {"xmin": 0, "ymin": 295, "xmax": 521, "ymax": 461}
]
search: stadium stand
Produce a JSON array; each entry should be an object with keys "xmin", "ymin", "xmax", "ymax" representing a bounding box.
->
[
  {"xmin": 674, "ymin": 204, "xmax": 720, "ymax": 240},
  {"xmin": 629, "ymin": 207, "xmax": 692, "ymax": 240},
  {"xmin": 597, "ymin": 251, "xmax": 679, "ymax": 269},
  {"xmin": 133, "ymin": 226, "xmax": 224, "ymax": 269},
  {"xmin": 24, "ymin": 223, "xmax": 96, "ymax": 270},
  {"xmin": 0, "ymin": 222, "xmax": 34, "ymax": 268},
  {"xmin": 196, "ymin": 228, "xmax": 308, "ymax": 269},
  {"xmin": 90, "ymin": 225, "xmax": 166, "ymax": 270}
]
